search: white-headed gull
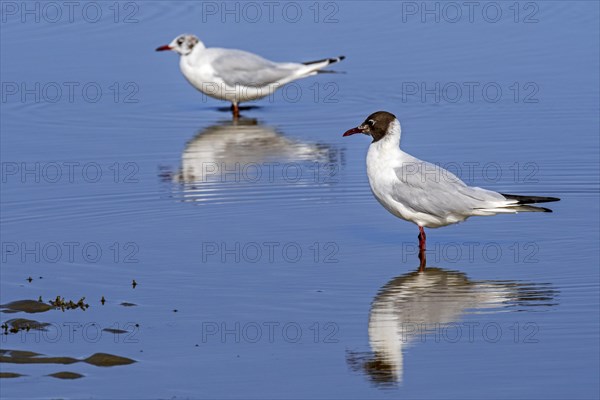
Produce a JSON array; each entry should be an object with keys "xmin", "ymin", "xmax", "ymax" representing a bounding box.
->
[
  {"xmin": 156, "ymin": 34, "xmax": 345, "ymax": 117},
  {"xmin": 343, "ymin": 111, "xmax": 560, "ymax": 254}
]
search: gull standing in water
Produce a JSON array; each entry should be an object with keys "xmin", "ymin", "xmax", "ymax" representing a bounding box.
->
[
  {"xmin": 343, "ymin": 111, "xmax": 559, "ymax": 260},
  {"xmin": 156, "ymin": 34, "xmax": 345, "ymax": 117}
]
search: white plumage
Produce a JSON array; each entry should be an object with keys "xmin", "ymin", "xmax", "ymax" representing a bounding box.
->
[
  {"xmin": 157, "ymin": 34, "xmax": 344, "ymax": 114},
  {"xmin": 366, "ymin": 119, "xmax": 526, "ymax": 228},
  {"xmin": 343, "ymin": 111, "xmax": 559, "ymax": 248}
]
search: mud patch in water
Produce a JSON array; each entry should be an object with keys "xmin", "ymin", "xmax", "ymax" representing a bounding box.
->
[
  {"xmin": 0, "ymin": 349, "xmax": 78, "ymax": 365},
  {"xmin": 103, "ymin": 328, "xmax": 129, "ymax": 334},
  {"xmin": 47, "ymin": 371, "xmax": 85, "ymax": 380},
  {"xmin": 0, "ymin": 300, "xmax": 53, "ymax": 314},
  {"xmin": 84, "ymin": 353, "xmax": 136, "ymax": 367},
  {"xmin": 2, "ymin": 318, "xmax": 51, "ymax": 334},
  {"xmin": 0, "ymin": 349, "xmax": 136, "ymax": 367},
  {"xmin": 0, "ymin": 372, "xmax": 25, "ymax": 378}
]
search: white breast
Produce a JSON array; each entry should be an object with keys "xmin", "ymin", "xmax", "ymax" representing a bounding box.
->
[
  {"xmin": 179, "ymin": 51, "xmax": 230, "ymax": 101},
  {"xmin": 365, "ymin": 120, "xmax": 451, "ymax": 228},
  {"xmin": 365, "ymin": 124, "xmax": 420, "ymax": 224}
]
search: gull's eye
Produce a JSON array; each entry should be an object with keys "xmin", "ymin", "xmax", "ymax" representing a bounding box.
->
[
  {"xmin": 368, "ymin": 119, "xmax": 375, "ymax": 126},
  {"xmin": 177, "ymin": 38, "xmax": 184, "ymax": 45}
]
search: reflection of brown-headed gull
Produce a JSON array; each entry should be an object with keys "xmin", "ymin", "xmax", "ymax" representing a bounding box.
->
[
  {"xmin": 156, "ymin": 34, "xmax": 344, "ymax": 117},
  {"xmin": 343, "ymin": 111, "xmax": 560, "ymax": 251},
  {"xmin": 347, "ymin": 266, "xmax": 557, "ymax": 385},
  {"xmin": 175, "ymin": 118, "xmax": 331, "ymax": 184}
]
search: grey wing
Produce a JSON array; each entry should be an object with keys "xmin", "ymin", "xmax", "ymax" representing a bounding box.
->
[
  {"xmin": 211, "ymin": 49, "xmax": 300, "ymax": 88},
  {"xmin": 392, "ymin": 161, "xmax": 507, "ymax": 218}
]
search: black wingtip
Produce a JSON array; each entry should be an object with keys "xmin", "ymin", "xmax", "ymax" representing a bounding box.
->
[
  {"xmin": 501, "ymin": 194, "xmax": 561, "ymax": 204},
  {"xmin": 302, "ymin": 56, "xmax": 346, "ymax": 66}
]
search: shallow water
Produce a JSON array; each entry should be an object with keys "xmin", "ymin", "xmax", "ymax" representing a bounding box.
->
[{"xmin": 1, "ymin": 1, "xmax": 599, "ymax": 399}]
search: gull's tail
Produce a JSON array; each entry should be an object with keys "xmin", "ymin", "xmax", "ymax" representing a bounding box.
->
[
  {"xmin": 302, "ymin": 56, "xmax": 346, "ymax": 66},
  {"xmin": 495, "ymin": 193, "xmax": 560, "ymax": 213},
  {"xmin": 501, "ymin": 194, "xmax": 561, "ymax": 204},
  {"xmin": 474, "ymin": 193, "xmax": 560, "ymax": 214},
  {"xmin": 301, "ymin": 56, "xmax": 346, "ymax": 74}
]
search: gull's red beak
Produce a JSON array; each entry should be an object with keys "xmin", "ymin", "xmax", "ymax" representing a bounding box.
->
[
  {"xmin": 343, "ymin": 127, "xmax": 363, "ymax": 137},
  {"xmin": 155, "ymin": 45, "xmax": 172, "ymax": 52}
]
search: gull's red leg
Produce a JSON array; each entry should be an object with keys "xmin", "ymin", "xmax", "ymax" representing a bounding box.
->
[
  {"xmin": 418, "ymin": 245, "xmax": 426, "ymax": 272},
  {"xmin": 417, "ymin": 226, "xmax": 427, "ymax": 271},
  {"xmin": 418, "ymin": 226, "xmax": 426, "ymax": 250},
  {"xmin": 231, "ymin": 102, "xmax": 240, "ymax": 119},
  {"xmin": 418, "ymin": 226, "xmax": 427, "ymax": 272}
]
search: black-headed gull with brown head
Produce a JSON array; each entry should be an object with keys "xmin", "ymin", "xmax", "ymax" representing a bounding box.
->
[
  {"xmin": 343, "ymin": 111, "xmax": 560, "ymax": 257},
  {"xmin": 156, "ymin": 34, "xmax": 344, "ymax": 117}
]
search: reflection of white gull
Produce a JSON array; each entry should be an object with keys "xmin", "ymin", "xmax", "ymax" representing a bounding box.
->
[
  {"xmin": 348, "ymin": 267, "xmax": 556, "ymax": 385},
  {"xmin": 176, "ymin": 119, "xmax": 331, "ymax": 184}
]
